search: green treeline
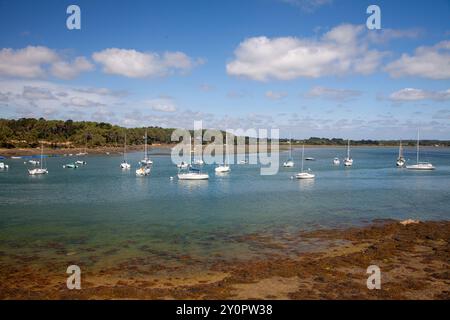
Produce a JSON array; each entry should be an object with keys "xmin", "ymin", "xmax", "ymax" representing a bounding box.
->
[
  {"xmin": 0, "ymin": 118, "xmax": 449, "ymax": 148},
  {"xmin": 0, "ymin": 118, "xmax": 175, "ymax": 148}
]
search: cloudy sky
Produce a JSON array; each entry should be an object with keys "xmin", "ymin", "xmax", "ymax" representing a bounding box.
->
[{"xmin": 0, "ymin": 0, "xmax": 449, "ymax": 139}]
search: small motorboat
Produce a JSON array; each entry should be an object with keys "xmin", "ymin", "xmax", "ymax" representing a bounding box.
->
[
  {"xmin": 75, "ymin": 160, "xmax": 87, "ymax": 165},
  {"xmin": 215, "ymin": 164, "xmax": 230, "ymax": 173},
  {"xmin": 333, "ymin": 157, "xmax": 340, "ymax": 165},
  {"xmin": 305, "ymin": 157, "xmax": 315, "ymax": 161},
  {"xmin": 28, "ymin": 159, "xmax": 40, "ymax": 166},
  {"xmin": 295, "ymin": 171, "xmax": 315, "ymax": 179},
  {"xmin": 63, "ymin": 163, "xmax": 78, "ymax": 169},
  {"xmin": 28, "ymin": 168, "xmax": 48, "ymax": 175},
  {"xmin": 0, "ymin": 162, "xmax": 9, "ymax": 170}
]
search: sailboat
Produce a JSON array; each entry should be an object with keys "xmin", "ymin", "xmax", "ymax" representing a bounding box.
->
[
  {"xmin": 178, "ymin": 165, "xmax": 209, "ymax": 180},
  {"xmin": 396, "ymin": 140, "xmax": 406, "ymax": 167},
  {"xmin": 28, "ymin": 144, "xmax": 48, "ymax": 175},
  {"xmin": 343, "ymin": 139, "xmax": 353, "ymax": 167},
  {"xmin": 406, "ymin": 130, "xmax": 435, "ymax": 170},
  {"xmin": 295, "ymin": 144, "xmax": 315, "ymax": 179},
  {"xmin": 215, "ymin": 137, "xmax": 231, "ymax": 173},
  {"xmin": 283, "ymin": 137, "xmax": 295, "ymax": 167},
  {"xmin": 76, "ymin": 135, "xmax": 88, "ymax": 156},
  {"xmin": 140, "ymin": 129, "xmax": 153, "ymax": 165},
  {"xmin": 120, "ymin": 132, "xmax": 131, "ymax": 170}
]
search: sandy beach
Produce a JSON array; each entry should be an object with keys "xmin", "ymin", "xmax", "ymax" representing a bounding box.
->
[{"xmin": 0, "ymin": 220, "xmax": 448, "ymax": 300}]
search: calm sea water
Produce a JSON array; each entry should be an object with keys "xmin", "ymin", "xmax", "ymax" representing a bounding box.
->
[{"xmin": 1, "ymin": 147, "xmax": 449, "ymax": 268}]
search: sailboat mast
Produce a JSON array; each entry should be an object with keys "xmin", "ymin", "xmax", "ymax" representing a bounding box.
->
[
  {"xmin": 347, "ymin": 139, "xmax": 350, "ymax": 158},
  {"xmin": 301, "ymin": 144, "xmax": 305, "ymax": 172},
  {"xmin": 144, "ymin": 129, "xmax": 148, "ymax": 160},
  {"xmin": 124, "ymin": 132, "xmax": 127, "ymax": 162},
  {"xmin": 399, "ymin": 140, "xmax": 402, "ymax": 158},
  {"xmin": 417, "ymin": 129, "xmax": 420, "ymax": 164},
  {"xmin": 40, "ymin": 144, "xmax": 43, "ymax": 169}
]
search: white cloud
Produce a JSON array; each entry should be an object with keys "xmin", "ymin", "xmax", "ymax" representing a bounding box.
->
[
  {"xmin": 0, "ymin": 46, "xmax": 58, "ymax": 78},
  {"xmin": 92, "ymin": 48, "xmax": 200, "ymax": 78},
  {"xmin": 385, "ymin": 41, "xmax": 450, "ymax": 79},
  {"xmin": 389, "ymin": 88, "xmax": 450, "ymax": 101},
  {"xmin": 226, "ymin": 24, "xmax": 386, "ymax": 81},
  {"xmin": 306, "ymin": 86, "xmax": 362, "ymax": 101},
  {"xmin": 265, "ymin": 90, "xmax": 287, "ymax": 100},
  {"xmin": 22, "ymin": 86, "xmax": 56, "ymax": 100},
  {"xmin": 0, "ymin": 46, "xmax": 94, "ymax": 80},
  {"xmin": 50, "ymin": 56, "xmax": 94, "ymax": 80},
  {"xmin": 144, "ymin": 97, "xmax": 177, "ymax": 112}
]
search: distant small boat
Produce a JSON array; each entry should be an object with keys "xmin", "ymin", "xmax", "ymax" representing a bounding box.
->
[
  {"xmin": 63, "ymin": 163, "xmax": 78, "ymax": 169},
  {"xmin": 140, "ymin": 129, "xmax": 153, "ymax": 166},
  {"xmin": 396, "ymin": 140, "xmax": 406, "ymax": 167},
  {"xmin": 11, "ymin": 156, "xmax": 22, "ymax": 159},
  {"xmin": 0, "ymin": 162, "xmax": 9, "ymax": 170},
  {"xmin": 75, "ymin": 160, "xmax": 87, "ymax": 165},
  {"xmin": 194, "ymin": 159, "xmax": 204, "ymax": 165},
  {"xmin": 136, "ymin": 166, "xmax": 151, "ymax": 176},
  {"xmin": 343, "ymin": 139, "xmax": 353, "ymax": 167},
  {"xmin": 28, "ymin": 159, "xmax": 40, "ymax": 166},
  {"xmin": 215, "ymin": 165, "xmax": 230, "ymax": 173},
  {"xmin": 283, "ymin": 160, "xmax": 294, "ymax": 167},
  {"xmin": 178, "ymin": 166, "xmax": 209, "ymax": 180},
  {"xmin": 177, "ymin": 161, "xmax": 190, "ymax": 169},
  {"xmin": 120, "ymin": 132, "xmax": 131, "ymax": 170},
  {"xmin": 406, "ymin": 130, "xmax": 435, "ymax": 170},
  {"xmin": 215, "ymin": 138, "xmax": 231, "ymax": 173},
  {"xmin": 333, "ymin": 157, "xmax": 340, "ymax": 165},
  {"xmin": 295, "ymin": 144, "xmax": 315, "ymax": 179},
  {"xmin": 305, "ymin": 157, "xmax": 315, "ymax": 161},
  {"xmin": 283, "ymin": 137, "xmax": 295, "ymax": 167},
  {"xmin": 239, "ymin": 159, "xmax": 249, "ymax": 164},
  {"xmin": 28, "ymin": 144, "xmax": 48, "ymax": 175}
]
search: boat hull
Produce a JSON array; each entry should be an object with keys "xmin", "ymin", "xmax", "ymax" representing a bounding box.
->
[{"xmin": 178, "ymin": 173, "xmax": 209, "ymax": 180}]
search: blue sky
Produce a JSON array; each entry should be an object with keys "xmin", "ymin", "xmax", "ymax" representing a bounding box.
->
[{"xmin": 0, "ymin": 0, "xmax": 449, "ymax": 139}]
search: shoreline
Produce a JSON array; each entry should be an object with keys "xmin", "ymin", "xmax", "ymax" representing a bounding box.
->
[
  {"xmin": 0, "ymin": 144, "xmax": 447, "ymax": 157},
  {"xmin": 0, "ymin": 219, "xmax": 448, "ymax": 300}
]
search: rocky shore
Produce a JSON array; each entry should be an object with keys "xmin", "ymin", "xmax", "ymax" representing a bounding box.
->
[{"xmin": 0, "ymin": 220, "xmax": 448, "ymax": 300}]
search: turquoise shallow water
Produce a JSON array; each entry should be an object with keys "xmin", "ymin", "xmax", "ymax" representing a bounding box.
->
[{"xmin": 1, "ymin": 147, "xmax": 449, "ymax": 267}]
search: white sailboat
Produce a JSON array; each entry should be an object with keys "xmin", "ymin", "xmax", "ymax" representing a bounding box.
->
[
  {"xmin": 76, "ymin": 135, "xmax": 88, "ymax": 156},
  {"xmin": 396, "ymin": 140, "xmax": 406, "ymax": 167},
  {"xmin": 283, "ymin": 137, "xmax": 295, "ymax": 167},
  {"xmin": 140, "ymin": 129, "xmax": 153, "ymax": 165},
  {"xmin": 136, "ymin": 165, "xmax": 151, "ymax": 176},
  {"xmin": 295, "ymin": 144, "xmax": 315, "ymax": 179},
  {"xmin": 406, "ymin": 130, "xmax": 435, "ymax": 170},
  {"xmin": 178, "ymin": 166, "xmax": 209, "ymax": 180},
  {"xmin": 120, "ymin": 132, "xmax": 131, "ymax": 170},
  {"xmin": 343, "ymin": 139, "xmax": 353, "ymax": 167},
  {"xmin": 215, "ymin": 138, "xmax": 231, "ymax": 173},
  {"xmin": 28, "ymin": 144, "xmax": 48, "ymax": 175}
]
